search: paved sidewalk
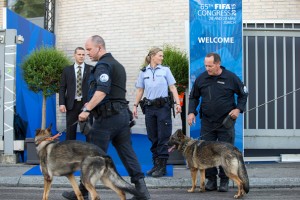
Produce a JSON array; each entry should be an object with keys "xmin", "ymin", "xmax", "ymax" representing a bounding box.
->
[{"xmin": 1, "ymin": 162, "xmax": 300, "ymax": 189}]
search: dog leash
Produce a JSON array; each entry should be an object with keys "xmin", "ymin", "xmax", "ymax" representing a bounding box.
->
[
  {"xmin": 45, "ymin": 120, "xmax": 79, "ymax": 141},
  {"xmin": 35, "ymin": 121, "xmax": 80, "ymax": 145},
  {"xmin": 245, "ymin": 87, "xmax": 300, "ymax": 113},
  {"xmin": 198, "ymin": 87, "xmax": 300, "ymax": 140},
  {"xmin": 57, "ymin": 120, "xmax": 79, "ymax": 135}
]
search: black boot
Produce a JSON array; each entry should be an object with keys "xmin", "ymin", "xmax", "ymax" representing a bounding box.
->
[
  {"xmin": 152, "ymin": 158, "xmax": 167, "ymax": 178},
  {"xmin": 205, "ymin": 176, "xmax": 217, "ymax": 191},
  {"xmin": 146, "ymin": 158, "xmax": 159, "ymax": 176},
  {"xmin": 218, "ymin": 178, "xmax": 229, "ymax": 192},
  {"xmin": 127, "ymin": 178, "xmax": 151, "ymax": 200},
  {"xmin": 62, "ymin": 181, "xmax": 89, "ymax": 200}
]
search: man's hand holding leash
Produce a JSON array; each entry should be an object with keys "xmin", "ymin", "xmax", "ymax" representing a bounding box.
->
[
  {"xmin": 187, "ymin": 113, "xmax": 196, "ymax": 126},
  {"xmin": 228, "ymin": 108, "xmax": 240, "ymax": 120}
]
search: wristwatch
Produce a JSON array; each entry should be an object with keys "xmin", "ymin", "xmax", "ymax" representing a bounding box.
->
[{"xmin": 82, "ymin": 106, "xmax": 91, "ymax": 113}]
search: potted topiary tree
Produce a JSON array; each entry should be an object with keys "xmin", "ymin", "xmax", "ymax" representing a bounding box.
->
[
  {"xmin": 162, "ymin": 44, "xmax": 189, "ymax": 165},
  {"xmin": 22, "ymin": 46, "xmax": 71, "ymax": 129},
  {"xmin": 162, "ymin": 44, "xmax": 189, "ymax": 95},
  {"xmin": 21, "ymin": 46, "xmax": 71, "ymax": 164}
]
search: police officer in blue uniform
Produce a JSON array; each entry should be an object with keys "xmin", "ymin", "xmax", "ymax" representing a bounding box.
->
[
  {"xmin": 133, "ymin": 47, "xmax": 181, "ymax": 178},
  {"xmin": 187, "ymin": 52, "xmax": 248, "ymax": 192},
  {"xmin": 62, "ymin": 35, "xmax": 151, "ymax": 200}
]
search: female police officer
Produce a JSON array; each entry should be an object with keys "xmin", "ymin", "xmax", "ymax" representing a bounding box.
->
[{"xmin": 132, "ymin": 47, "xmax": 181, "ymax": 178}]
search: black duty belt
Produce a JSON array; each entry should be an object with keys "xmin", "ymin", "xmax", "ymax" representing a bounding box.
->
[
  {"xmin": 92, "ymin": 101, "xmax": 128, "ymax": 118},
  {"xmin": 144, "ymin": 97, "xmax": 169, "ymax": 107}
]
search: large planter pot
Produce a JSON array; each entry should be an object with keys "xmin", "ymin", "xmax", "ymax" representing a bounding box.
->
[
  {"xmin": 168, "ymin": 149, "xmax": 185, "ymax": 165},
  {"xmin": 25, "ymin": 138, "xmax": 39, "ymax": 164}
]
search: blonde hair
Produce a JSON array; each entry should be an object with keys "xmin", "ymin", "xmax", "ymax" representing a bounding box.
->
[{"xmin": 144, "ymin": 47, "xmax": 163, "ymax": 65}]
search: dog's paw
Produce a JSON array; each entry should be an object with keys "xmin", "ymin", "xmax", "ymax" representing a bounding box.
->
[
  {"xmin": 187, "ymin": 188, "xmax": 195, "ymax": 193},
  {"xmin": 234, "ymin": 194, "xmax": 242, "ymax": 199},
  {"xmin": 199, "ymin": 188, "xmax": 205, "ymax": 193}
]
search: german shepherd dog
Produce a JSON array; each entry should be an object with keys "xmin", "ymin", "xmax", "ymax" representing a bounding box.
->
[
  {"xmin": 168, "ymin": 129, "xmax": 249, "ymax": 199},
  {"xmin": 35, "ymin": 125, "xmax": 139, "ymax": 200}
]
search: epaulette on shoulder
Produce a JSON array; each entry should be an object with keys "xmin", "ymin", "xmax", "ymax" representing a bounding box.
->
[{"xmin": 140, "ymin": 66, "xmax": 146, "ymax": 72}]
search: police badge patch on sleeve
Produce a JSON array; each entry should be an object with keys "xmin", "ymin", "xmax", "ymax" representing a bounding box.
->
[
  {"xmin": 243, "ymin": 86, "xmax": 248, "ymax": 94},
  {"xmin": 99, "ymin": 74, "xmax": 109, "ymax": 82}
]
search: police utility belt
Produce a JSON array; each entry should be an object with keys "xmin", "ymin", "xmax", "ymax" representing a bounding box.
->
[
  {"xmin": 92, "ymin": 101, "xmax": 128, "ymax": 118},
  {"xmin": 144, "ymin": 97, "xmax": 169, "ymax": 107},
  {"xmin": 139, "ymin": 97, "xmax": 170, "ymax": 114}
]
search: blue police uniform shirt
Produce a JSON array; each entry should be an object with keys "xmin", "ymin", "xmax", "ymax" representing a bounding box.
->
[{"xmin": 135, "ymin": 64, "xmax": 176, "ymax": 100}]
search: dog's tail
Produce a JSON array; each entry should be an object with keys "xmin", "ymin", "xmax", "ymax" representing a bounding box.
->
[
  {"xmin": 237, "ymin": 153, "xmax": 250, "ymax": 193},
  {"xmin": 103, "ymin": 156, "xmax": 140, "ymax": 196}
]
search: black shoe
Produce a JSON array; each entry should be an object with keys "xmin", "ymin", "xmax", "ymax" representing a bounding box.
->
[
  {"xmin": 62, "ymin": 191, "xmax": 89, "ymax": 200},
  {"xmin": 62, "ymin": 182, "xmax": 89, "ymax": 200},
  {"xmin": 152, "ymin": 158, "xmax": 167, "ymax": 178},
  {"xmin": 218, "ymin": 179, "xmax": 229, "ymax": 192},
  {"xmin": 127, "ymin": 178, "xmax": 151, "ymax": 200},
  {"xmin": 205, "ymin": 178, "xmax": 217, "ymax": 191},
  {"xmin": 146, "ymin": 158, "xmax": 159, "ymax": 176}
]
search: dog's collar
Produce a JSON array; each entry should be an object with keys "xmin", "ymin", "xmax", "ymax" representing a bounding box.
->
[
  {"xmin": 181, "ymin": 139, "xmax": 198, "ymax": 153},
  {"xmin": 180, "ymin": 139, "xmax": 192, "ymax": 152},
  {"xmin": 35, "ymin": 132, "xmax": 63, "ymax": 146}
]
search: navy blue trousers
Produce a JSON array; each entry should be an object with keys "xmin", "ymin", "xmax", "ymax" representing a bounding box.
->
[
  {"xmin": 88, "ymin": 107, "xmax": 144, "ymax": 183},
  {"xmin": 145, "ymin": 104, "xmax": 172, "ymax": 160}
]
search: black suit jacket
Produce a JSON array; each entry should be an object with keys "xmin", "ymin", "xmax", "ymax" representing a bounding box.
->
[{"xmin": 59, "ymin": 63, "xmax": 92, "ymax": 110}]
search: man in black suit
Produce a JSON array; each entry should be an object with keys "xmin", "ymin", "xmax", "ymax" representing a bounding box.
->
[{"xmin": 59, "ymin": 47, "xmax": 92, "ymax": 140}]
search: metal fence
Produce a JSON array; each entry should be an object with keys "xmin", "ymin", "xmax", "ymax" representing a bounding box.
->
[{"xmin": 243, "ymin": 22, "xmax": 300, "ymax": 149}]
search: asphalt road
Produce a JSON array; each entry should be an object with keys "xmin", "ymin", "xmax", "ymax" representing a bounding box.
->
[{"xmin": 1, "ymin": 187, "xmax": 300, "ymax": 200}]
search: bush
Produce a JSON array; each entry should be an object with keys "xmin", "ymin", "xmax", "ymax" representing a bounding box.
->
[{"xmin": 162, "ymin": 45, "xmax": 189, "ymax": 94}]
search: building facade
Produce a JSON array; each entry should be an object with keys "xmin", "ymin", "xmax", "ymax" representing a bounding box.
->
[
  {"xmin": 1, "ymin": 0, "xmax": 300, "ymax": 159},
  {"xmin": 0, "ymin": 0, "xmax": 5, "ymax": 28},
  {"xmin": 54, "ymin": 0, "xmax": 189, "ymax": 133}
]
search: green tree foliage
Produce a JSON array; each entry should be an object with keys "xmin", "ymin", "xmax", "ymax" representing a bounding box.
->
[
  {"xmin": 22, "ymin": 46, "xmax": 71, "ymax": 97},
  {"xmin": 12, "ymin": 0, "xmax": 44, "ymax": 18},
  {"xmin": 21, "ymin": 46, "xmax": 71, "ymax": 128},
  {"xmin": 162, "ymin": 45, "xmax": 189, "ymax": 94}
]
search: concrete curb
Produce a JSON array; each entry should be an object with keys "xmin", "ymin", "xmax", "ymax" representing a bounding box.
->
[{"xmin": 1, "ymin": 176, "xmax": 300, "ymax": 189}]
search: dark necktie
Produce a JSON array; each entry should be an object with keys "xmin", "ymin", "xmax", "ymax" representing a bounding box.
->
[{"xmin": 76, "ymin": 66, "xmax": 82, "ymax": 97}]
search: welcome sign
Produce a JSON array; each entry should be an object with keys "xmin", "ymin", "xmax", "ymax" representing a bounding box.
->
[{"xmin": 189, "ymin": 0, "xmax": 243, "ymax": 151}]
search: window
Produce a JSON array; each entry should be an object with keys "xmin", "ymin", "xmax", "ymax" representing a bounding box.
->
[{"xmin": 8, "ymin": 0, "xmax": 44, "ymax": 18}]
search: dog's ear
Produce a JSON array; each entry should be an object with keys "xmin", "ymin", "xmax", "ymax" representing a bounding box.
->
[
  {"xmin": 176, "ymin": 129, "xmax": 185, "ymax": 139},
  {"xmin": 35, "ymin": 129, "xmax": 41, "ymax": 135},
  {"xmin": 47, "ymin": 123, "xmax": 52, "ymax": 131}
]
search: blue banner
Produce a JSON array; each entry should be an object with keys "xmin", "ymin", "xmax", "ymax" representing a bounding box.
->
[
  {"xmin": 6, "ymin": 9, "xmax": 56, "ymax": 139},
  {"xmin": 189, "ymin": 0, "xmax": 243, "ymax": 151}
]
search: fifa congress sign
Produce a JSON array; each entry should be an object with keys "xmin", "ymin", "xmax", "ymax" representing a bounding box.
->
[{"xmin": 189, "ymin": 0, "xmax": 243, "ymax": 151}]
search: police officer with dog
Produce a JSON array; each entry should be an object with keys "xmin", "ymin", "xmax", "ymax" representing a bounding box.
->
[
  {"xmin": 132, "ymin": 47, "xmax": 181, "ymax": 178},
  {"xmin": 62, "ymin": 35, "xmax": 151, "ymax": 200},
  {"xmin": 187, "ymin": 52, "xmax": 248, "ymax": 193}
]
